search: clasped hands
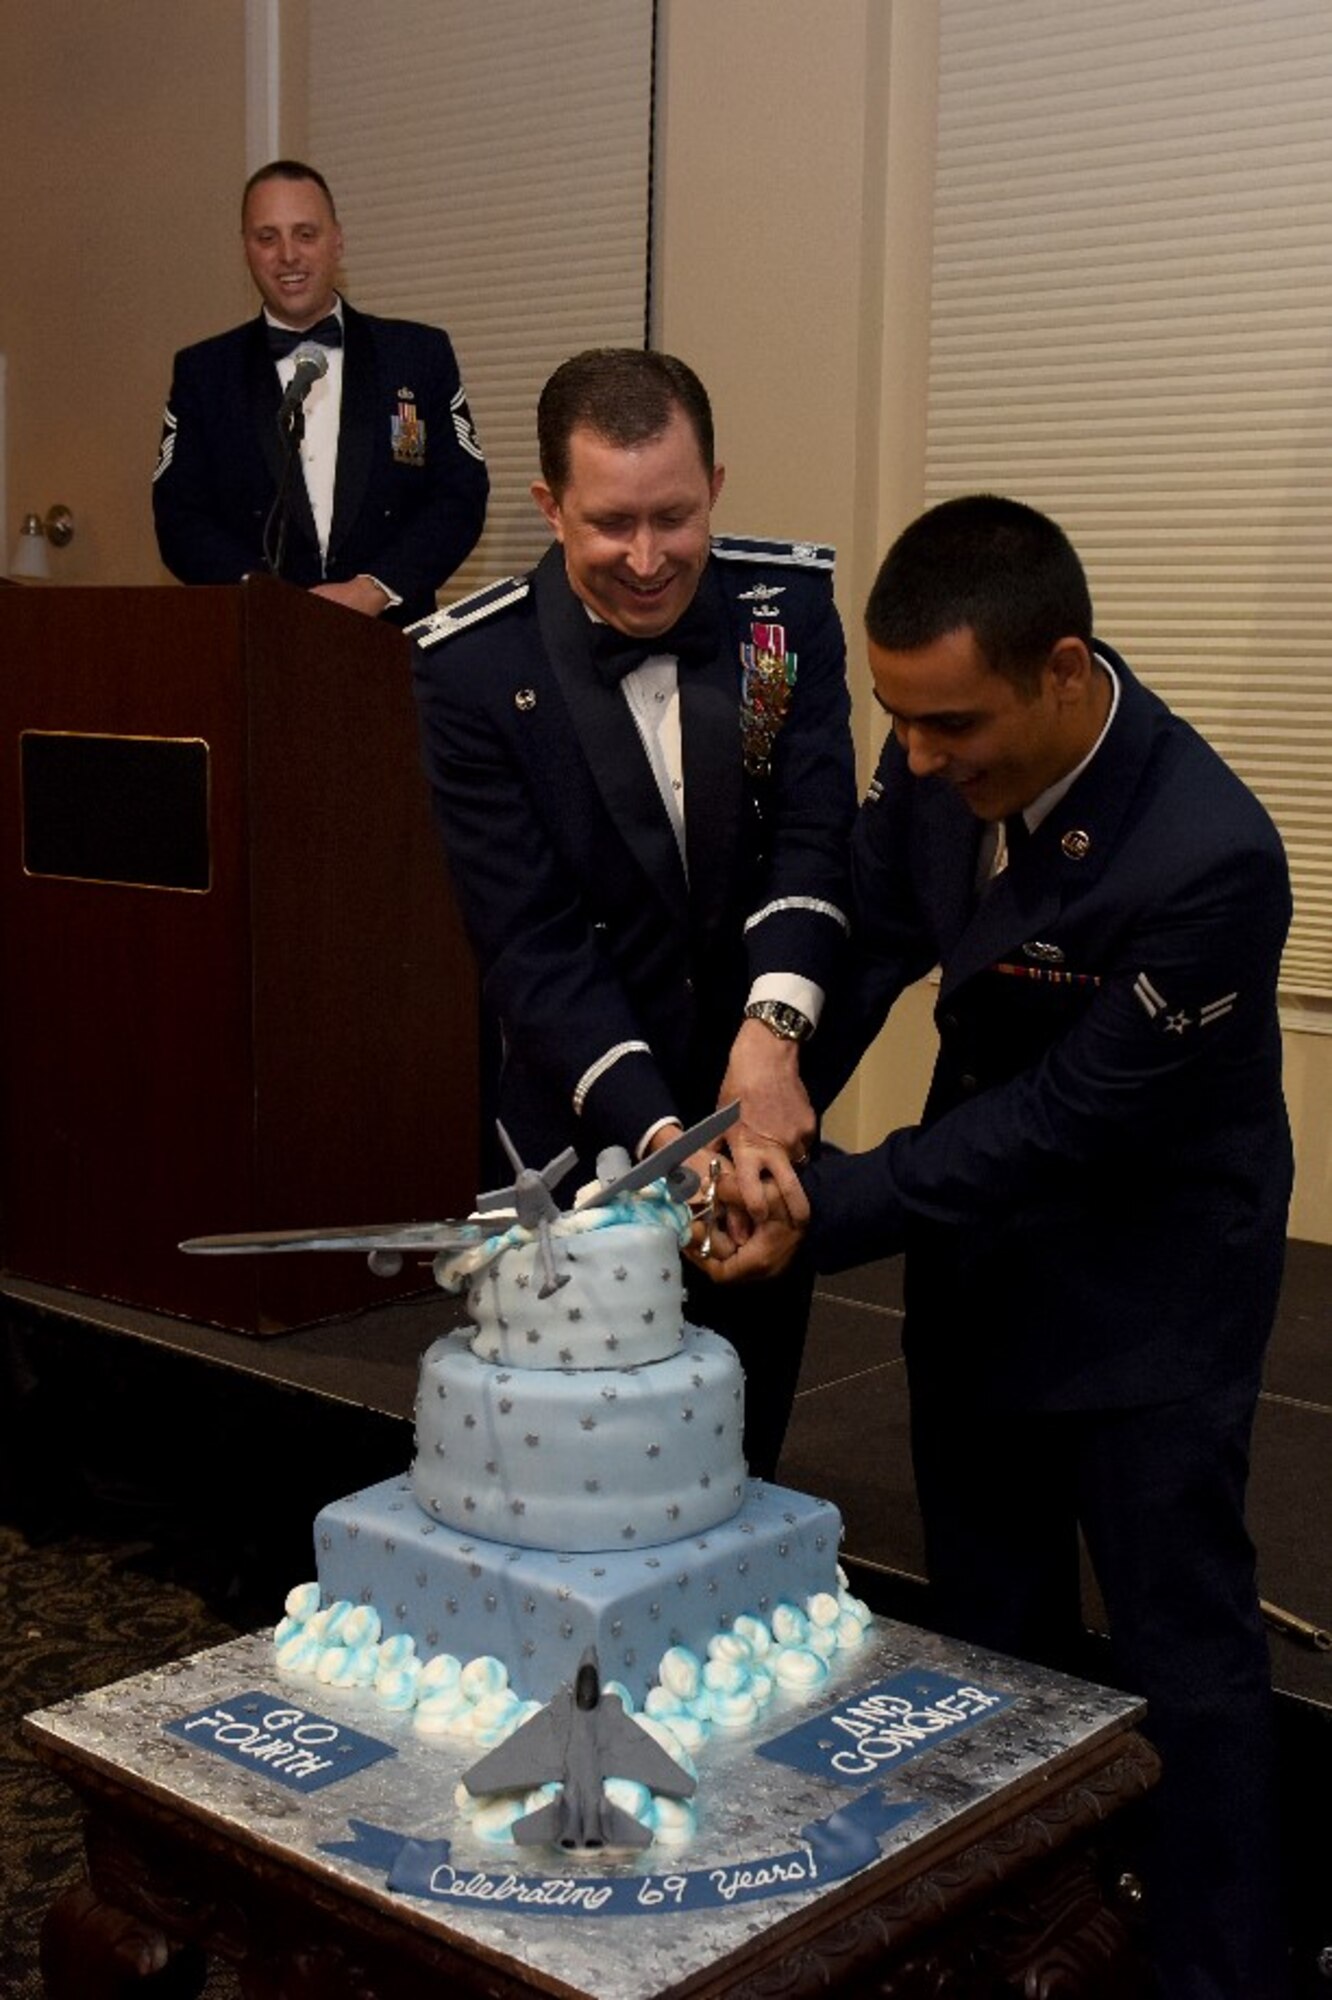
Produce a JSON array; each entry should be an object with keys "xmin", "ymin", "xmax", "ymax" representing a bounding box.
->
[
  {"xmin": 685, "ymin": 1132, "xmax": 807, "ymax": 1282},
  {"xmin": 647, "ymin": 1018, "xmax": 813, "ymax": 1282}
]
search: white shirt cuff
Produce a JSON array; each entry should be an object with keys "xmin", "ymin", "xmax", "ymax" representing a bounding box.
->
[{"xmin": 746, "ymin": 972, "xmax": 824, "ymax": 1027}]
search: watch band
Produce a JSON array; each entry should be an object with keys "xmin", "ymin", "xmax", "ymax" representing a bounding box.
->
[{"xmin": 743, "ymin": 998, "xmax": 813, "ymax": 1043}]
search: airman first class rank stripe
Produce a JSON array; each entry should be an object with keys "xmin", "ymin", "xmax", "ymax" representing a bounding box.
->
[{"xmin": 1134, "ymin": 972, "xmax": 1238, "ymax": 1032}]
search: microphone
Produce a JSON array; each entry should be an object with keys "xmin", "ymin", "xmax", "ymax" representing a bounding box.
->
[{"xmin": 276, "ymin": 342, "xmax": 329, "ymax": 426}]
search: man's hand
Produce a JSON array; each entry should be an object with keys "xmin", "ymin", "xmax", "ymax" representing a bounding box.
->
[
  {"xmin": 685, "ymin": 1162, "xmax": 807, "ymax": 1283},
  {"xmin": 310, "ymin": 575, "xmax": 391, "ymax": 617},
  {"xmin": 718, "ymin": 1017, "xmax": 815, "ymax": 1223}
]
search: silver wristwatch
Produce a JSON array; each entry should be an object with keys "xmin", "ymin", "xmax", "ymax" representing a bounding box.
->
[{"xmin": 743, "ymin": 998, "xmax": 813, "ymax": 1043}]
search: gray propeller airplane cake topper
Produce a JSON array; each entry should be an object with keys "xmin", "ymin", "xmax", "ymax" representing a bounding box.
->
[
  {"xmin": 179, "ymin": 1102, "xmax": 739, "ymax": 1289},
  {"xmin": 462, "ymin": 1645, "xmax": 696, "ymax": 1851}
]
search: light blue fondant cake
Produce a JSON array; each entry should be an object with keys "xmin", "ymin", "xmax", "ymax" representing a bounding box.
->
[{"xmin": 309, "ymin": 1191, "xmax": 845, "ymax": 1703}]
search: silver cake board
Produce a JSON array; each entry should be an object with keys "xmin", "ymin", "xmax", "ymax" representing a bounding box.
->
[{"xmin": 25, "ymin": 1622, "xmax": 1146, "ymax": 1999}]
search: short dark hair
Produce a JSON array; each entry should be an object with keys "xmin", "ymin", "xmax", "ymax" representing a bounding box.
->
[
  {"xmin": 865, "ymin": 495, "xmax": 1093, "ymax": 690},
  {"xmin": 537, "ymin": 349, "xmax": 715, "ymax": 496},
  {"xmin": 242, "ymin": 159, "xmax": 338, "ymax": 223}
]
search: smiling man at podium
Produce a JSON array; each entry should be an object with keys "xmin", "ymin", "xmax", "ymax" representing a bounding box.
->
[{"xmin": 152, "ymin": 159, "xmax": 488, "ymax": 629}]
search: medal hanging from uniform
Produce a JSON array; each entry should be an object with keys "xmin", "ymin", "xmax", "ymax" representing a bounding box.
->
[
  {"xmin": 740, "ymin": 620, "xmax": 796, "ymax": 776},
  {"xmin": 391, "ymin": 394, "xmax": 426, "ymax": 467}
]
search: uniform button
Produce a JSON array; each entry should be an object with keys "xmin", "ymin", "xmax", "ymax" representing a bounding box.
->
[
  {"xmin": 941, "ymin": 1012, "xmax": 959, "ymax": 1034},
  {"xmin": 958, "ymin": 1073, "xmax": 978, "ymax": 1091}
]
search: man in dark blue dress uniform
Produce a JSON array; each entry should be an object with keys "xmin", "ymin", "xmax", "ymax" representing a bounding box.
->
[
  {"xmin": 153, "ymin": 160, "xmax": 487, "ymax": 627},
  {"xmin": 702, "ymin": 495, "xmax": 1294, "ymax": 1998},
  {"xmin": 409, "ymin": 349, "xmax": 858, "ymax": 1476}
]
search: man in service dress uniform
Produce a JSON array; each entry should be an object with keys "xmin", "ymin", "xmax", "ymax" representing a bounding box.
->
[
  {"xmin": 409, "ymin": 348, "xmax": 857, "ymax": 1477},
  {"xmin": 153, "ymin": 159, "xmax": 488, "ymax": 627},
  {"xmin": 702, "ymin": 495, "xmax": 1294, "ymax": 1998}
]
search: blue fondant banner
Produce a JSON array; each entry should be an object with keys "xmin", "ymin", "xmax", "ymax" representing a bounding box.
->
[
  {"xmin": 164, "ymin": 1691, "xmax": 396, "ymax": 1793},
  {"xmin": 757, "ymin": 1668, "xmax": 1015, "ymax": 1786},
  {"xmin": 320, "ymin": 1790, "xmax": 923, "ymax": 1916}
]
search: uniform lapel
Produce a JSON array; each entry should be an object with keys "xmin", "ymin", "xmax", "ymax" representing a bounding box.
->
[
  {"xmin": 681, "ymin": 562, "xmax": 744, "ymax": 939},
  {"xmin": 330, "ymin": 302, "xmax": 374, "ymax": 557},
  {"xmin": 534, "ymin": 548, "xmax": 689, "ymax": 924},
  {"xmin": 247, "ymin": 317, "xmax": 319, "ymax": 562}
]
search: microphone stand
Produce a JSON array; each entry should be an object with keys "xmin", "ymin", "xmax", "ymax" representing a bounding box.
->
[{"xmin": 263, "ymin": 400, "xmax": 306, "ymax": 579}]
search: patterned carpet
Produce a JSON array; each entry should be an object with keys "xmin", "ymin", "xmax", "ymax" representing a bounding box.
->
[{"xmin": 1, "ymin": 1521, "xmax": 246, "ymax": 1999}]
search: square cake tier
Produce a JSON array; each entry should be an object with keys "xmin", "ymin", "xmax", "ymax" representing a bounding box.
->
[{"xmin": 315, "ymin": 1475, "xmax": 842, "ymax": 1703}]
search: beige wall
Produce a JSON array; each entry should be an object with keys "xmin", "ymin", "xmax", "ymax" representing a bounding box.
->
[
  {"xmin": 0, "ymin": 2, "xmax": 252, "ymax": 587},
  {"xmin": 654, "ymin": 0, "xmax": 942, "ymax": 1158},
  {"xmin": 2, "ymin": 0, "xmax": 1326, "ymax": 1238}
]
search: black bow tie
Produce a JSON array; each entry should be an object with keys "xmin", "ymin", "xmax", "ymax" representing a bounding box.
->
[
  {"xmin": 266, "ymin": 313, "xmax": 343, "ymax": 359},
  {"xmin": 590, "ymin": 597, "xmax": 717, "ymax": 687}
]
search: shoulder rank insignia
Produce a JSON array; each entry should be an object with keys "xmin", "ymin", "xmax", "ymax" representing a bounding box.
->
[
  {"xmin": 712, "ymin": 533, "xmax": 835, "ymax": 571},
  {"xmin": 1133, "ymin": 973, "xmax": 1237, "ymax": 1036},
  {"xmin": 407, "ymin": 575, "xmax": 530, "ymax": 650},
  {"xmin": 451, "ymin": 383, "xmax": 485, "ymax": 462}
]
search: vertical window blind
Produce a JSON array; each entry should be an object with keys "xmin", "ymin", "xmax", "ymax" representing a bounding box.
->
[
  {"xmin": 308, "ymin": 0, "xmax": 654, "ymax": 601},
  {"xmin": 925, "ymin": 0, "xmax": 1332, "ymax": 1003}
]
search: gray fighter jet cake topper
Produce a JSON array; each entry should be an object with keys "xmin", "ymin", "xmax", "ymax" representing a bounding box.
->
[{"xmin": 180, "ymin": 1102, "xmax": 738, "ymax": 1290}]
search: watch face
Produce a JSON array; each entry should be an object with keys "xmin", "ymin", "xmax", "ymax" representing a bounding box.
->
[{"xmin": 747, "ymin": 1000, "xmax": 811, "ymax": 1040}]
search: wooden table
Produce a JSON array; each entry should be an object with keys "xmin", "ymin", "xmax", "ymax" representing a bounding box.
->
[{"xmin": 25, "ymin": 1625, "xmax": 1157, "ymax": 1999}]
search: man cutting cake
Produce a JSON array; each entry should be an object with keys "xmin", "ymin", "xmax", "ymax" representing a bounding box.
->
[{"xmin": 408, "ymin": 347, "xmax": 857, "ymax": 1479}]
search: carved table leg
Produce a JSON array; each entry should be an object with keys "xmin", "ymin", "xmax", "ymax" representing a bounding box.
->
[{"xmin": 40, "ymin": 1879, "xmax": 208, "ymax": 1999}]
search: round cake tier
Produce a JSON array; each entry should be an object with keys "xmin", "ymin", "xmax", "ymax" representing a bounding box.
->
[
  {"xmin": 411, "ymin": 1327, "xmax": 746, "ymax": 1552},
  {"xmin": 466, "ymin": 1220, "xmax": 683, "ymax": 1370}
]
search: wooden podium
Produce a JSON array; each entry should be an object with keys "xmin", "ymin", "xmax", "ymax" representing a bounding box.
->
[{"xmin": 0, "ymin": 578, "xmax": 480, "ymax": 1333}]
